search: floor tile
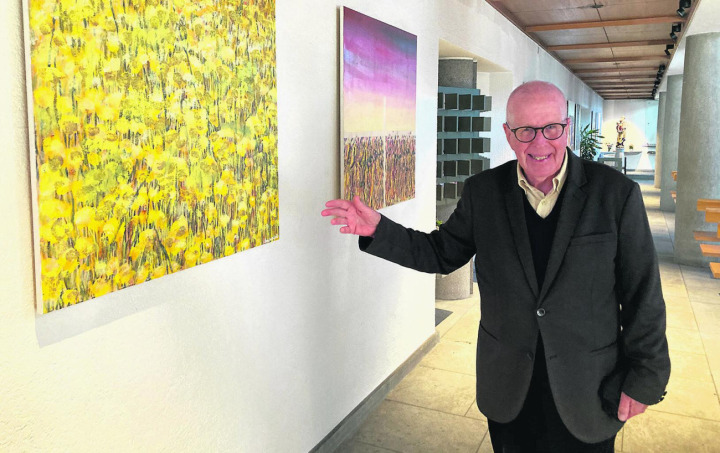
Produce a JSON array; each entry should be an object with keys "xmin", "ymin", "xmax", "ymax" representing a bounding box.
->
[
  {"xmin": 352, "ymin": 400, "xmax": 486, "ymax": 453},
  {"xmin": 443, "ymin": 311, "xmax": 480, "ymax": 344},
  {"xmin": 668, "ymin": 349, "xmax": 713, "ymax": 382},
  {"xmin": 665, "ymin": 302, "xmax": 699, "ymax": 331},
  {"xmin": 623, "ymin": 410, "xmax": 720, "ymax": 453},
  {"xmin": 663, "ymin": 285, "xmax": 689, "ymax": 302},
  {"xmin": 666, "ymin": 327, "xmax": 704, "ymax": 354},
  {"xmin": 652, "ymin": 376, "xmax": 720, "ymax": 420},
  {"xmin": 464, "ymin": 400, "xmax": 486, "ymax": 421},
  {"xmin": 700, "ymin": 331, "xmax": 720, "ymax": 378},
  {"xmin": 337, "ymin": 440, "xmax": 400, "ymax": 453},
  {"xmin": 387, "ymin": 366, "xmax": 476, "ymax": 416},
  {"xmin": 684, "ymin": 275, "xmax": 720, "ymax": 290},
  {"xmin": 419, "ymin": 339, "xmax": 476, "ymax": 376},
  {"xmin": 688, "ymin": 289, "xmax": 720, "ymax": 306},
  {"xmin": 653, "ymin": 239, "xmax": 675, "ymax": 256},
  {"xmin": 681, "ymin": 264, "xmax": 718, "ymax": 281},
  {"xmin": 693, "ymin": 302, "xmax": 720, "ymax": 334},
  {"xmin": 476, "ymin": 433, "xmax": 493, "ymax": 453}
]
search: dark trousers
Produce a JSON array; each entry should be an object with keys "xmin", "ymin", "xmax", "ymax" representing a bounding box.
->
[{"xmin": 487, "ymin": 337, "xmax": 616, "ymax": 453}]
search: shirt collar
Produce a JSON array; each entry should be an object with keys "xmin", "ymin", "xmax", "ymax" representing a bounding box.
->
[{"xmin": 516, "ymin": 149, "xmax": 569, "ymax": 196}]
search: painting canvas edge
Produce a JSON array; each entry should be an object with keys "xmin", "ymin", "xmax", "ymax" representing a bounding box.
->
[{"xmin": 21, "ymin": 0, "xmax": 45, "ymax": 315}]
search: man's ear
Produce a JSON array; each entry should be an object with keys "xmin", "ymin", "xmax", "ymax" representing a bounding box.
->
[{"xmin": 503, "ymin": 122, "xmax": 513, "ymax": 143}]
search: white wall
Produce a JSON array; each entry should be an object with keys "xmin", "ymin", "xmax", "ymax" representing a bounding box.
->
[
  {"xmin": 0, "ymin": 1, "xmax": 601, "ymax": 451},
  {"xmin": 602, "ymin": 100, "xmax": 660, "ymax": 150}
]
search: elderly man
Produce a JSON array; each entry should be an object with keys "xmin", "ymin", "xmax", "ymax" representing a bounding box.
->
[{"xmin": 322, "ymin": 81, "xmax": 669, "ymax": 452}]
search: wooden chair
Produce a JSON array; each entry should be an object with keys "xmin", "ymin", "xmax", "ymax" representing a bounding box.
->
[{"xmin": 696, "ymin": 199, "xmax": 720, "ymax": 278}]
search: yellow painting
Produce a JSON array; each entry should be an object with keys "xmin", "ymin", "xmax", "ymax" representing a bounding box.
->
[{"xmin": 26, "ymin": 0, "xmax": 278, "ymax": 314}]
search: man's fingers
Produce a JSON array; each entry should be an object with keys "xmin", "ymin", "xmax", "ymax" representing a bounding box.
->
[
  {"xmin": 629, "ymin": 399, "xmax": 647, "ymax": 418},
  {"xmin": 617, "ymin": 393, "xmax": 630, "ymax": 421},
  {"xmin": 330, "ymin": 217, "xmax": 348, "ymax": 226},
  {"xmin": 618, "ymin": 392, "xmax": 648, "ymax": 421},
  {"xmin": 325, "ymin": 199, "xmax": 352, "ymax": 210},
  {"xmin": 322, "ymin": 207, "xmax": 350, "ymax": 218}
]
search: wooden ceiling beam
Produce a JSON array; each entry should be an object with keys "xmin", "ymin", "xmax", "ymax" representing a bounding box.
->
[
  {"xmin": 573, "ymin": 67, "xmax": 659, "ymax": 74},
  {"xmin": 595, "ymin": 86, "xmax": 653, "ymax": 89},
  {"xmin": 591, "ymin": 85, "xmax": 656, "ymax": 89},
  {"xmin": 583, "ymin": 75, "xmax": 657, "ymax": 81},
  {"xmin": 526, "ymin": 16, "xmax": 686, "ymax": 33},
  {"xmin": 596, "ymin": 91, "xmax": 653, "ymax": 94},
  {"xmin": 548, "ymin": 40, "xmax": 674, "ymax": 51},
  {"xmin": 589, "ymin": 79, "xmax": 656, "ymax": 83},
  {"xmin": 565, "ymin": 56, "xmax": 669, "ymax": 64},
  {"xmin": 595, "ymin": 87, "xmax": 654, "ymax": 91},
  {"xmin": 588, "ymin": 80, "xmax": 657, "ymax": 85}
]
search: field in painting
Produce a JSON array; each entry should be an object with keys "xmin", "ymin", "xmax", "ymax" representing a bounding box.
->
[
  {"xmin": 28, "ymin": 0, "xmax": 278, "ymax": 313},
  {"xmin": 384, "ymin": 134, "xmax": 415, "ymax": 206},
  {"xmin": 342, "ymin": 136, "xmax": 384, "ymax": 210}
]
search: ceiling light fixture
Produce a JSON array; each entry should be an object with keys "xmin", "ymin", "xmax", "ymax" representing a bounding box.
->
[
  {"xmin": 665, "ymin": 44, "xmax": 674, "ymax": 56},
  {"xmin": 677, "ymin": 0, "xmax": 691, "ymax": 18},
  {"xmin": 670, "ymin": 23, "xmax": 682, "ymax": 41}
]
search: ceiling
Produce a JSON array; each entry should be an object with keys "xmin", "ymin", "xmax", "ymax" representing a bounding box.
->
[{"xmin": 485, "ymin": 0, "xmax": 701, "ymax": 100}]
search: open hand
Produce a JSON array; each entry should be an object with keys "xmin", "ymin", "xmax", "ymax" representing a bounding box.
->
[
  {"xmin": 618, "ymin": 392, "xmax": 647, "ymax": 421},
  {"xmin": 321, "ymin": 196, "xmax": 381, "ymax": 237}
]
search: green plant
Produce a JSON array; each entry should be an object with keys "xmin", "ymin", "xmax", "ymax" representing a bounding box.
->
[{"xmin": 579, "ymin": 124, "xmax": 604, "ymax": 161}]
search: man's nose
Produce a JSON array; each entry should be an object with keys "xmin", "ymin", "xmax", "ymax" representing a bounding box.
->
[{"xmin": 532, "ymin": 130, "xmax": 550, "ymax": 144}]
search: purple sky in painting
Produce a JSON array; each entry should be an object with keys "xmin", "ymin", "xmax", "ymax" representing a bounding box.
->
[{"xmin": 343, "ymin": 8, "xmax": 417, "ymax": 133}]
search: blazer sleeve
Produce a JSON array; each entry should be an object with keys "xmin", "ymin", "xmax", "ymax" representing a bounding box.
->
[
  {"xmin": 358, "ymin": 183, "xmax": 477, "ymax": 275},
  {"xmin": 616, "ymin": 183, "xmax": 671, "ymax": 405}
]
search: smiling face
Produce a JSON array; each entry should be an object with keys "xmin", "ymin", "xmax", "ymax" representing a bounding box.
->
[{"xmin": 503, "ymin": 82, "xmax": 569, "ymax": 194}]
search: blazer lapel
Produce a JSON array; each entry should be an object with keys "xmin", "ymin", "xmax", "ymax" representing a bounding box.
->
[
  {"xmin": 504, "ymin": 168, "xmax": 539, "ymax": 298},
  {"xmin": 538, "ymin": 151, "xmax": 588, "ymax": 303}
]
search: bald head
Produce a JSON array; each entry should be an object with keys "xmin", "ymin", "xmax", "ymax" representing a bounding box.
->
[{"xmin": 506, "ymin": 81, "xmax": 567, "ymax": 126}]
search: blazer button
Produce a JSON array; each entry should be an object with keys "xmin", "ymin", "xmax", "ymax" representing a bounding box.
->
[{"xmin": 536, "ymin": 308, "xmax": 546, "ymax": 317}]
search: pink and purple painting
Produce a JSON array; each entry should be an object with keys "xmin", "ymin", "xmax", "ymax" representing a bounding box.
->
[{"xmin": 341, "ymin": 8, "xmax": 417, "ymax": 210}]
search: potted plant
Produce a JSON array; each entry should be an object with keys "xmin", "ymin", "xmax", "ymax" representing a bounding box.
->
[{"xmin": 579, "ymin": 124, "xmax": 604, "ymax": 161}]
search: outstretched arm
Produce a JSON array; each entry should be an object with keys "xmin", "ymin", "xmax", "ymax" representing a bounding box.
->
[{"xmin": 321, "ymin": 196, "xmax": 381, "ymax": 237}]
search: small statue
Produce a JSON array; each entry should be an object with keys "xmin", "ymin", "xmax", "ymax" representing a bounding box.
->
[{"xmin": 616, "ymin": 117, "xmax": 626, "ymax": 149}]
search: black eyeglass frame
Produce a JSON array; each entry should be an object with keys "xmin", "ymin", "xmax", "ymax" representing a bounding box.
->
[{"xmin": 506, "ymin": 121, "xmax": 569, "ymax": 143}]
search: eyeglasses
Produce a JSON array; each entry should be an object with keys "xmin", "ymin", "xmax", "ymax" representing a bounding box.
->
[{"xmin": 507, "ymin": 121, "xmax": 568, "ymax": 143}]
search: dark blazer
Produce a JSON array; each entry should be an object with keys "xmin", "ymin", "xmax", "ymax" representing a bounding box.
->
[{"xmin": 360, "ymin": 151, "xmax": 670, "ymax": 443}]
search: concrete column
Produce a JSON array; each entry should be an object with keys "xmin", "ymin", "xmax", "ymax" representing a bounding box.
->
[
  {"xmin": 437, "ymin": 58, "xmax": 476, "ymax": 299},
  {"xmin": 438, "ymin": 58, "xmax": 476, "ymax": 89},
  {"xmin": 675, "ymin": 33, "xmax": 720, "ymax": 266},
  {"xmin": 659, "ymin": 75, "xmax": 683, "ymax": 212},
  {"xmin": 654, "ymin": 92, "xmax": 666, "ymax": 188}
]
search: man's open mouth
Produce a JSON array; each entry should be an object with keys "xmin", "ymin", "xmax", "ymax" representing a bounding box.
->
[{"xmin": 529, "ymin": 154, "xmax": 550, "ymax": 161}]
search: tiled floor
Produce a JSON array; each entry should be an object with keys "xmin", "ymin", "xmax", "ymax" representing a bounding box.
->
[{"xmin": 339, "ymin": 182, "xmax": 720, "ymax": 452}]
